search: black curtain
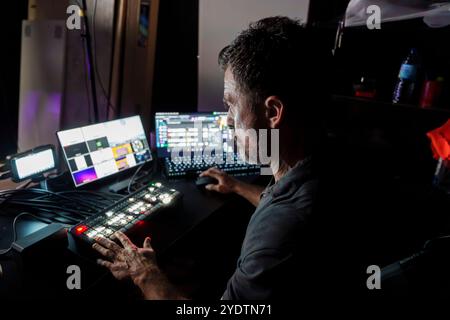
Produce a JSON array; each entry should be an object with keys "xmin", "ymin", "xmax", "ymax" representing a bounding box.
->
[
  {"xmin": 0, "ymin": 1, "xmax": 28, "ymax": 159},
  {"xmin": 151, "ymin": 0, "xmax": 199, "ymax": 120}
]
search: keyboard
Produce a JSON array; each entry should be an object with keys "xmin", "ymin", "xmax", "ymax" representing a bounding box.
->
[
  {"xmin": 164, "ymin": 156, "xmax": 260, "ymax": 178},
  {"xmin": 70, "ymin": 181, "xmax": 182, "ymax": 244}
]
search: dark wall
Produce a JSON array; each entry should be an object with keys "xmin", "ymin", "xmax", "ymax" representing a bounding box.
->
[
  {"xmin": 151, "ymin": 0, "xmax": 199, "ymax": 119},
  {"xmin": 308, "ymin": 0, "xmax": 349, "ymax": 25},
  {"xmin": 0, "ymin": 1, "xmax": 28, "ymax": 159},
  {"xmin": 150, "ymin": 0, "xmax": 349, "ymax": 122}
]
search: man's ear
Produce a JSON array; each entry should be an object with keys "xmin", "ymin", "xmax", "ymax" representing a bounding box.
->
[{"xmin": 264, "ymin": 96, "xmax": 284, "ymax": 129}]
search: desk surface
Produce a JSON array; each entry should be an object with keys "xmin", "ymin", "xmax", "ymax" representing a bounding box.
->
[
  {"xmin": 0, "ymin": 179, "xmax": 21, "ymax": 190},
  {"xmin": 0, "ymin": 174, "xmax": 260, "ymax": 248}
]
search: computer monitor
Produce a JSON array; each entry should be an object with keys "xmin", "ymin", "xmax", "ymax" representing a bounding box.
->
[
  {"xmin": 155, "ymin": 112, "xmax": 233, "ymax": 158},
  {"xmin": 57, "ymin": 116, "xmax": 152, "ymax": 187}
]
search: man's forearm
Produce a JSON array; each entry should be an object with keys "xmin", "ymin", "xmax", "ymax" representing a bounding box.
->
[
  {"xmin": 135, "ymin": 271, "xmax": 188, "ymax": 300},
  {"xmin": 233, "ymin": 181, "xmax": 265, "ymax": 207},
  {"xmin": 141, "ymin": 281, "xmax": 187, "ymax": 300}
]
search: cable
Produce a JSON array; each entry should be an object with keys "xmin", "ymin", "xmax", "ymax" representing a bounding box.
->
[
  {"xmin": 0, "ymin": 171, "xmax": 11, "ymax": 180},
  {"xmin": 1, "ymin": 188, "xmax": 98, "ymax": 212},
  {"xmin": 41, "ymin": 178, "xmax": 48, "ymax": 191},
  {"xmin": 4, "ymin": 197, "xmax": 96, "ymax": 215},
  {"xmin": 4, "ymin": 201, "xmax": 91, "ymax": 218},
  {"xmin": 56, "ymin": 194, "xmax": 108, "ymax": 210},
  {"xmin": 58, "ymin": 190, "xmax": 123, "ymax": 201},
  {"xmin": 92, "ymin": 0, "xmax": 117, "ymax": 118},
  {"xmin": 0, "ymin": 198, "xmax": 96, "ymax": 223},
  {"xmin": 81, "ymin": 0, "xmax": 100, "ymax": 122},
  {"xmin": 0, "ymin": 183, "xmax": 128, "ymax": 227},
  {"xmin": 57, "ymin": 191, "xmax": 122, "ymax": 206},
  {"xmin": 13, "ymin": 198, "xmax": 99, "ymax": 213},
  {"xmin": 0, "ymin": 189, "xmax": 97, "ymax": 215},
  {"xmin": 24, "ymin": 208, "xmax": 81, "ymax": 224},
  {"xmin": 82, "ymin": 32, "xmax": 93, "ymax": 124},
  {"xmin": 0, "ymin": 189, "xmax": 103, "ymax": 226},
  {"xmin": 424, "ymin": 235, "xmax": 450, "ymax": 250},
  {"xmin": 128, "ymin": 164, "xmax": 145, "ymax": 194},
  {"xmin": 74, "ymin": 0, "xmax": 93, "ymax": 123},
  {"xmin": 129, "ymin": 158, "xmax": 157, "ymax": 193},
  {"xmin": 0, "ymin": 212, "xmax": 41, "ymax": 256},
  {"xmin": 15, "ymin": 180, "xmax": 33, "ymax": 190}
]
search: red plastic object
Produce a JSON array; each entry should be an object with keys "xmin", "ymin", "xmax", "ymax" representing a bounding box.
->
[
  {"xmin": 427, "ymin": 119, "xmax": 450, "ymax": 163},
  {"xmin": 420, "ymin": 79, "xmax": 443, "ymax": 109}
]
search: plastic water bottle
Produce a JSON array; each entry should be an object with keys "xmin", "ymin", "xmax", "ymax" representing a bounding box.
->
[{"xmin": 392, "ymin": 49, "xmax": 421, "ymax": 104}]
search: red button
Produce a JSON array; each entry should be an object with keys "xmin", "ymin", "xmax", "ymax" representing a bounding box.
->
[{"xmin": 75, "ymin": 225, "xmax": 88, "ymax": 235}]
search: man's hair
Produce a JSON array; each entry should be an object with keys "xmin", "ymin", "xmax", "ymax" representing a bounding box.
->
[{"xmin": 219, "ymin": 16, "xmax": 332, "ymax": 134}]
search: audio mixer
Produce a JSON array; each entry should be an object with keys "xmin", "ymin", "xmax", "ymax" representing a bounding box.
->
[{"xmin": 70, "ymin": 182, "xmax": 182, "ymax": 244}]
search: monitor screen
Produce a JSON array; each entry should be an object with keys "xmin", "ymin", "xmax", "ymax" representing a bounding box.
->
[
  {"xmin": 57, "ymin": 116, "xmax": 152, "ymax": 187},
  {"xmin": 155, "ymin": 112, "xmax": 233, "ymax": 158},
  {"xmin": 12, "ymin": 147, "xmax": 56, "ymax": 181}
]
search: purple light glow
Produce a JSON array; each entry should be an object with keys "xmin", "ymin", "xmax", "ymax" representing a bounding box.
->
[
  {"xmin": 22, "ymin": 91, "xmax": 41, "ymax": 125},
  {"xmin": 47, "ymin": 93, "xmax": 63, "ymax": 118}
]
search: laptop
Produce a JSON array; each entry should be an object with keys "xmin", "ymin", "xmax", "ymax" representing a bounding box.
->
[{"xmin": 154, "ymin": 112, "xmax": 260, "ymax": 178}]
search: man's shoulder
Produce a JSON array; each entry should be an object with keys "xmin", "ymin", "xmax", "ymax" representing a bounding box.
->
[
  {"xmin": 241, "ymin": 179, "xmax": 318, "ymax": 256},
  {"xmin": 240, "ymin": 156, "xmax": 320, "ymax": 252},
  {"xmin": 262, "ymin": 176, "xmax": 319, "ymax": 214}
]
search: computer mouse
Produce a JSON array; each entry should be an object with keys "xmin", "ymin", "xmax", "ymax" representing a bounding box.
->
[{"xmin": 195, "ymin": 176, "xmax": 218, "ymax": 189}]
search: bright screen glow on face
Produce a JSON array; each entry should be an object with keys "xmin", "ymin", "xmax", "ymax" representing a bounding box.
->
[{"xmin": 15, "ymin": 149, "xmax": 55, "ymax": 180}]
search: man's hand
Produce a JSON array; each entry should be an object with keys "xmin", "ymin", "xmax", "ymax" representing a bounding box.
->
[
  {"xmin": 200, "ymin": 167, "xmax": 239, "ymax": 193},
  {"xmin": 92, "ymin": 234, "xmax": 132, "ymax": 281},
  {"xmin": 92, "ymin": 232, "xmax": 155, "ymax": 284},
  {"xmin": 92, "ymin": 232, "xmax": 184, "ymax": 300},
  {"xmin": 200, "ymin": 168, "xmax": 265, "ymax": 207}
]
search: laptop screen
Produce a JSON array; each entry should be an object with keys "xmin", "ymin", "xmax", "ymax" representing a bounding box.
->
[
  {"xmin": 57, "ymin": 116, "xmax": 152, "ymax": 187},
  {"xmin": 155, "ymin": 112, "xmax": 233, "ymax": 158}
]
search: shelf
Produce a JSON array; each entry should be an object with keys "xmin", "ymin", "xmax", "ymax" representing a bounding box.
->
[{"xmin": 332, "ymin": 95, "xmax": 450, "ymax": 116}]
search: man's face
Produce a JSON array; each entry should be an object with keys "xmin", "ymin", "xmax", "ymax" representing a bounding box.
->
[{"xmin": 223, "ymin": 68, "xmax": 263, "ymax": 163}]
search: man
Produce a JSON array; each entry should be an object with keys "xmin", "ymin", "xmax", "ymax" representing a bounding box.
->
[{"xmin": 92, "ymin": 16, "xmax": 331, "ymax": 300}]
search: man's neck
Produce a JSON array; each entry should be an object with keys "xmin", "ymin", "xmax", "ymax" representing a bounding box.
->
[{"xmin": 272, "ymin": 144, "xmax": 306, "ymax": 182}]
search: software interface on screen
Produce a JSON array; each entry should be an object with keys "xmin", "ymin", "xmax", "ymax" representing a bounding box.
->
[
  {"xmin": 57, "ymin": 116, "xmax": 152, "ymax": 187},
  {"xmin": 155, "ymin": 112, "xmax": 234, "ymax": 158}
]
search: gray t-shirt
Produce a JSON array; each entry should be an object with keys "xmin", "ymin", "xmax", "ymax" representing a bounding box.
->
[{"xmin": 222, "ymin": 158, "xmax": 318, "ymax": 300}]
